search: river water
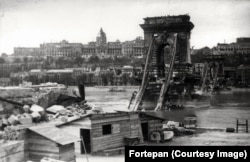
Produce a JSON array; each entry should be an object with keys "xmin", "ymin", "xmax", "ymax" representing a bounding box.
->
[{"xmin": 79, "ymin": 87, "xmax": 250, "ymax": 129}]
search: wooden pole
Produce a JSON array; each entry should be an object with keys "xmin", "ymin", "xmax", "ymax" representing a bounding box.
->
[
  {"xmin": 81, "ymin": 136, "xmax": 89, "ymax": 162},
  {"xmin": 246, "ymin": 120, "xmax": 248, "ymax": 133},
  {"xmin": 236, "ymin": 119, "xmax": 238, "ymax": 133}
]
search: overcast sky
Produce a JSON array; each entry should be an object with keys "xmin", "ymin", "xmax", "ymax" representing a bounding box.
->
[{"xmin": 0, "ymin": 0, "xmax": 250, "ymax": 54}]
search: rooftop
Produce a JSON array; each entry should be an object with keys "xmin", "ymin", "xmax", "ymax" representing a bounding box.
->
[{"xmin": 28, "ymin": 125, "xmax": 80, "ymax": 145}]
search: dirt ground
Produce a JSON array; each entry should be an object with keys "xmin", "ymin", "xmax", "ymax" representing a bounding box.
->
[
  {"xmin": 152, "ymin": 131, "xmax": 250, "ymax": 146},
  {"xmin": 76, "ymin": 155, "xmax": 124, "ymax": 162}
]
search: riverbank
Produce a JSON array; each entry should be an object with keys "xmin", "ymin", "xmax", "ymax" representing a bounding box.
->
[{"xmin": 153, "ymin": 129, "xmax": 250, "ymax": 146}]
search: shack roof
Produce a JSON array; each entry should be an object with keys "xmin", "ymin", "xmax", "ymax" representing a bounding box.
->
[
  {"xmin": 57, "ymin": 112, "xmax": 139, "ymax": 127},
  {"xmin": 140, "ymin": 111, "xmax": 169, "ymax": 120},
  {"xmin": 28, "ymin": 125, "xmax": 80, "ymax": 145},
  {"xmin": 141, "ymin": 111, "xmax": 197, "ymax": 122},
  {"xmin": 56, "ymin": 114, "xmax": 91, "ymax": 127}
]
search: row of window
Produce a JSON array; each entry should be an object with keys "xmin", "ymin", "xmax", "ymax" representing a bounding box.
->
[{"xmin": 218, "ymin": 47, "xmax": 250, "ymax": 51}]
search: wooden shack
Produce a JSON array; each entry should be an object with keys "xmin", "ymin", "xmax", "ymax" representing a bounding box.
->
[
  {"xmin": 27, "ymin": 125, "xmax": 79, "ymax": 162},
  {"xmin": 58, "ymin": 112, "xmax": 142, "ymax": 155}
]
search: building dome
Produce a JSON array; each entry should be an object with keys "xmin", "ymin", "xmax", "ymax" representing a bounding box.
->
[{"xmin": 96, "ymin": 28, "xmax": 107, "ymax": 46}]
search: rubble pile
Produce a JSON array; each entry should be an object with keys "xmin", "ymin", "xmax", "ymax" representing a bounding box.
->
[
  {"xmin": 0, "ymin": 100, "xmax": 92, "ymax": 128},
  {"xmin": 0, "ymin": 83, "xmax": 93, "ymax": 135},
  {"xmin": 46, "ymin": 102, "xmax": 92, "ymax": 121},
  {"xmin": 0, "ymin": 125, "xmax": 19, "ymax": 142}
]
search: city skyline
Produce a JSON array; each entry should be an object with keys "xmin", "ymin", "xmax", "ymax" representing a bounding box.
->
[{"xmin": 0, "ymin": 0, "xmax": 250, "ymax": 54}]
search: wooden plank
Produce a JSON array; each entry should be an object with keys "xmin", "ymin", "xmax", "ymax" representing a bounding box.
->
[
  {"xmin": 91, "ymin": 128, "xmax": 132, "ymax": 137},
  {"xmin": 59, "ymin": 151, "xmax": 75, "ymax": 161},
  {"xmin": 28, "ymin": 144, "xmax": 59, "ymax": 153},
  {"xmin": 92, "ymin": 143, "xmax": 124, "ymax": 152},
  {"xmin": 29, "ymin": 153, "xmax": 59, "ymax": 161},
  {"xmin": 28, "ymin": 141, "xmax": 59, "ymax": 148},
  {"xmin": 59, "ymin": 144, "xmax": 75, "ymax": 161},
  {"xmin": 28, "ymin": 148, "xmax": 60, "ymax": 161},
  {"xmin": 28, "ymin": 150, "xmax": 59, "ymax": 155},
  {"xmin": 28, "ymin": 151, "xmax": 60, "ymax": 158},
  {"xmin": 29, "ymin": 126, "xmax": 78, "ymax": 145},
  {"xmin": 129, "ymin": 114, "xmax": 139, "ymax": 120},
  {"xmin": 27, "ymin": 145, "xmax": 58, "ymax": 153},
  {"xmin": 67, "ymin": 119, "xmax": 91, "ymax": 129},
  {"xmin": 29, "ymin": 133, "xmax": 53, "ymax": 142},
  {"xmin": 29, "ymin": 153, "xmax": 59, "ymax": 159},
  {"xmin": 0, "ymin": 141, "xmax": 24, "ymax": 157},
  {"xmin": 60, "ymin": 147, "xmax": 74, "ymax": 153},
  {"xmin": 59, "ymin": 126, "xmax": 81, "ymax": 138},
  {"xmin": 102, "ymin": 141, "xmax": 125, "ymax": 147},
  {"xmin": 92, "ymin": 140, "xmax": 124, "ymax": 148},
  {"xmin": 0, "ymin": 151, "xmax": 24, "ymax": 162},
  {"xmin": 90, "ymin": 113, "xmax": 133, "ymax": 120},
  {"xmin": 91, "ymin": 114, "xmax": 129, "ymax": 120},
  {"xmin": 91, "ymin": 116, "xmax": 129, "ymax": 124},
  {"xmin": 92, "ymin": 133, "xmax": 130, "ymax": 142},
  {"xmin": 28, "ymin": 139, "xmax": 58, "ymax": 147},
  {"xmin": 92, "ymin": 141, "xmax": 124, "ymax": 149},
  {"xmin": 92, "ymin": 131, "xmax": 130, "ymax": 138},
  {"xmin": 92, "ymin": 138, "xmax": 126, "ymax": 152},
  {"xmin": 93, "ymin": 137, "xmax": 124, "ymax": 145},
  {"xmin": 60, "ymin": 144, "xmax": 74, "ymax": 153},
  {"xmin": 59, "ymin": 149, "xmax": 75, "ymax": 156},
  {"xmin": 92, "ymin": 138, "xmax": 125, "ymax": 145}
]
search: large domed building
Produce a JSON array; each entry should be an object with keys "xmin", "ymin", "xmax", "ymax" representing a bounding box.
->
[
  {"xmin": 96, "ymin": 28, "xmax": 107, "ymax": 55},
  {"xmin": 96, "ymin": 28, "xmax": 107, "ymax": 46}
]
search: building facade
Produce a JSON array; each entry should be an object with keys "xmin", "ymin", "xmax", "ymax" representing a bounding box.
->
[
  {"xmin": 82, "ymin": 28, "xmax": 124, "ymax": 58},
  {"xmin": 121, "ymin": 37, "xmax": 144, "ymax": 58},
  {"xmin": 213, "ymin": 37, "xmax": 250, "ymax": 55},
  {"xmin": 13, "ymin": 28, "xmax": 144, "ymax": 59},
  {"xmin": 40, "ymin": 40, "xmax": 83, "ymax": 57},
  {"xmin": 107, "ymin": 40, "xmax": 122, "ymax": 58},
  {"xmin": 122, "ymin": 41, "xmax": 134, "ymax": 57},
  {"xmin": 132, "ymin": 37, "xmax": 144, "ymax": 58},
  {"xmin": 14, "ymin": 47, "xmax": 41, "ymax": 57},
  {"xmin": 82, "ymin": 42, "xmax": 96, "ymax": 59}
]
